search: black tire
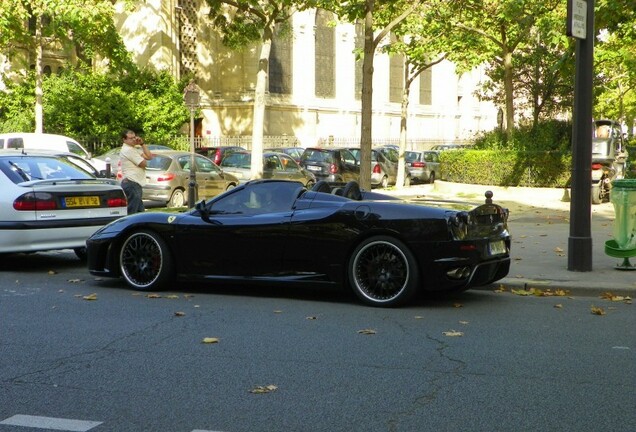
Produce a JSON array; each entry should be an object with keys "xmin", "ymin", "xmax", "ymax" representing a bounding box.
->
[
  {"xmin": 168, "ymin": 188, "xmax": 186, "ymax": 207},
  {"xmin": 73, "ymin": 247, "xmax": 87, "ymax": 261},
  {"xmin": 119, "ymin": 230, "xmax": 174, "ymax": 291},
  {"xmin": 429, "ymin": 172, "xmax": 436, "ymax": 184},
  {"xmin": 342, "ymin": 181, "xmax": 362, "ymax": 200},
  {"xmin": 312, "ymin": 180, "xmax": 331, "ymax": 193},
  {"xmin": 348, "ymin": 236, "xmax": 419, "ymax": 307}
]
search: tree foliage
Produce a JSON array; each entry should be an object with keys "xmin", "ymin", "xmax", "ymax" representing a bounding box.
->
[{"xmin": 0, "ymin": 68, "xmax": 190, "ymax": 149}]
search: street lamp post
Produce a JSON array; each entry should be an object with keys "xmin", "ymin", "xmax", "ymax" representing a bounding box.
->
[{"xmin": 184, "ymin": 80, "xmax": 200, "ymax": 208}]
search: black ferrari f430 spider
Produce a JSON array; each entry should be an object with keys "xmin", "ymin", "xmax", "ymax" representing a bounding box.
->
[{"xmin": 86, "ymin": 180, "xmax": 510, "ymax": 307}]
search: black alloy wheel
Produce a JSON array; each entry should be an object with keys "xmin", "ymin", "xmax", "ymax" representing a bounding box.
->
[
  {"xmin": 119, "ymin": 230, "xmax": 173, "ymax": 290},
  {"xmin": 348, "ymin": 236, "xmax": 419, "ymax": 307}
]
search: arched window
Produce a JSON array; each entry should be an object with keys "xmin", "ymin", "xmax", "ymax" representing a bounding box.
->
[
  {"xmin": 389, "ymin": 34, "xmax": 404, "ymax": 103},
  {"xmin": 269, "ymin": 24, "xmax": 293, "ymax": 95},
  {"xmin": 315, "ymin": 9, "xmax": 335, "ymax": 98},
  {"xmin": 419, "ymin": 68, "xmax": 432, "ymax": 105}
]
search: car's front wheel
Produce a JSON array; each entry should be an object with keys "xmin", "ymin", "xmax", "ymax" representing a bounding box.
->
[
  {"xmin": 119, "ymin": 230, "xmax": 174, "ymax": 291},
  {"xmin": 348, "ymin": 236, "xmax": 419, "ymax": 307}
]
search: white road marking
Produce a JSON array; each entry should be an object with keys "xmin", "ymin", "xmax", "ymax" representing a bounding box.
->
[{"xmin": 0, "ymin": 415, "xmax": 102, "ymax": 431}]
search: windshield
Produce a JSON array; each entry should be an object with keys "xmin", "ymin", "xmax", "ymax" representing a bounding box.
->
[{"xmin": 221, "ymin": 152, "xmax": 251, "ymax": 168}]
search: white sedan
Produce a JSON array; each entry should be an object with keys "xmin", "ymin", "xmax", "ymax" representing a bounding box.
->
[{"xmin": 0, "ymin": 150, "xmax": 128, "ymax": 259}]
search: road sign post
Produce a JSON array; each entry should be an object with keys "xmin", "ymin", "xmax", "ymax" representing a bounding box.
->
[{"xmin": 567, "ymin": 0, "xmax": 594, "ymax": 271}]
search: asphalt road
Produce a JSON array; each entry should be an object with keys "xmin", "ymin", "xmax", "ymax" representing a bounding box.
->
[{"xmin": 1, "ymin": 251, "xmax": 634, "ymax": 432}]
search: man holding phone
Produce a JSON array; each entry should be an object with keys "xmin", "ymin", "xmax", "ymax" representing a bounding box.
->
[{"xmin": 119, "ymin": 129, "xmax": 154, "ymax": 214}]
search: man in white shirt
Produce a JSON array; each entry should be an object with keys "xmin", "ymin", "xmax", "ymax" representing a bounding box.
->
[{"xmin": 119, "ymin": 129, "xmax": 154, "ymax": 214}]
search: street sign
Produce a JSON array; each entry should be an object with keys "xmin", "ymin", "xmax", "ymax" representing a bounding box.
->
[{"xmin": 567, "ymin": 0, "xmax": 587, "ymax": 39}]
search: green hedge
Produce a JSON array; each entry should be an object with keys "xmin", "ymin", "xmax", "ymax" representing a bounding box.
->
[{"xmin": 440, "ymin": 149, "xmax": 572, "ymax": 188}]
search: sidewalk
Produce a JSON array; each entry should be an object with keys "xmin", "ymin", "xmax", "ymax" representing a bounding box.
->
[{"xmin": 383, "ymin": 181, "xmax": 636, "ymax": 298}]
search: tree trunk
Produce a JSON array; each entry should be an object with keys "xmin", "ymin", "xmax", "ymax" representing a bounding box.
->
[
  {"xmin": 396, "ymin": 60, "xmax": 410, "ymax": 189},
  {"xmin": 250, "ymin": 25, "xmax": 273, "ymax": 180},
  {"xmin": 503, "ymin": 48, "xmax": 514, "ymax": 140},
  {"xmin": 34, "ymin": 13, "xmax": 44, "ymax": 133},
  {"xmin": 358, "ymin": 0, "xmax": 375, "ymax": 191}
]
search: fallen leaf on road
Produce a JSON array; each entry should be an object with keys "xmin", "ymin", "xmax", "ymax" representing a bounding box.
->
[
  {"xmin": 48, "ymin": 270, "xmax": 57, "ymax": 275},
  {"xmin": 453, "ymin": 303, "xmax": 463, "ymax": 308},
  {"xmin": 600, "ymin": 292, "xmax": 632, "ymax": 303},
  {"xmin": 67, "ymin": 278, "xmax": 82, "ymax": 283},
  {"xmin": 164, "ymin": 294, "xmax": 179, "ymax": 299},
  {"xmin": 554, "ymin": 304, "xmax": 563, "ymax": 309},
  {"xmin": 174, "ymin": 311, "xmax": 186, "ymax": 317},
  {"xmin": 202, "ymin": 337, "xmax": 220, "ymax": 344},
  {"xmin": 494, "ymin": 284, "xmax": 507, "ymax": 293},
  {"xmin": 250, "ymin": 385, "xmax": 278, "ymax": 394},
  {"xmin": 146, "ymin": 293, "xmax": 162, "ymax": 298},
  {"xmin": 82, "ymin": 293, "xmax": 97, "ymax": 301},
  {"xmin": 443, "ymin": 330, "xmax": 463, "ymax": 337},
  {"xmin": 358, "ymin": 329, "xmax": 377, "ymax": 335},
  {"xmin": 590, "ymin": 306, "xmax": 606, "ymax": 316}
]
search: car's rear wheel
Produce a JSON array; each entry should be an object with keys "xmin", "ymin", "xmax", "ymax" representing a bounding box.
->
[
  {"xmin": 119, "ymin": 230, "xmax": 173, "ymax": 291},
  {"xmin": 169, "ymin": 188, "xmax": 186, "ymax": 207},
  {"xmin": 348, "ymin": 236, "xmax": 419, "ymax": 307}
]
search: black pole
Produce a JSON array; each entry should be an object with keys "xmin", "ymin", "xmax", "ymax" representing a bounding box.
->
[{"xmin": 568, "ymin": 0, "xmax": 594, "ymax": 271}]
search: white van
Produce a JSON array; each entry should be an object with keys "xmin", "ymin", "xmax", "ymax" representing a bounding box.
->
[{"xmin": 0, "ymin": 132, "xmax": 106, "ymax": 171}]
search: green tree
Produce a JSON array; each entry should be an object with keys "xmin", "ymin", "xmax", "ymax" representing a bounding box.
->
[
  {"xmin": 317, "ymin": 0, "xmax": 421, "ymax": 190},
  {"xmin": 204, "ymin": 0, "xmax": 308, "ymax": 180},
  {"xmin": 0, "ymin": 0, "xmax": 132, "ymax": 132}
]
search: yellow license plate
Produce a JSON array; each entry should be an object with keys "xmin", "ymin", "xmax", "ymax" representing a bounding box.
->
[{"xmin": 65, "ymin": 196, "xmax": 100, "ymax": 208}]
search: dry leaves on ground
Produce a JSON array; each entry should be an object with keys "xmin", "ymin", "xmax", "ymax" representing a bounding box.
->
[
  {"xmin": 358, "ymin": 329, "xmax": 377, "ymax": 335},
  {"xmin": 201, "ymin": 337, "xmax": 220, "ymax": 344},
  {"xmin": 443, "ymin": 330, "xmax": 464, "ymax": 337},
  {"xmin": 590, "ymin": 306, "xmax": 606, "ymax": 316},
  {"xmin": 250, "ymin": 385, "xmax": 278, "ymax": 394},
  {"xmin": 600, "ymin": 292, "xmax": 633, "ymax": 304}
]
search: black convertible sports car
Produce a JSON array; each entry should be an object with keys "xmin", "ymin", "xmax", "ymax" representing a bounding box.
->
[{"xmin": 86, "ymin": 180, "xmax": 511, "ymax": 307}]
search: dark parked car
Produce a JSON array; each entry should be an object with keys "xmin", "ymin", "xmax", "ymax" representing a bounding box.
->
[
  {"xmin": 406, "ymin": 150, "xmax": 440, "ymax": 184},
  {"xmin": 195, "ymin": 146, "xmax": 246, "ymax": 165},
  {"xmin": 220, "ymin": 150, "xmax": 315, "ymax": 187},
  {"xmin": 86, "ymin": 179, "xmax": 511, "ymax": 307},
  {"xmin": 299, "ymin": 147, "xmax": 360, "ymax": 185}
]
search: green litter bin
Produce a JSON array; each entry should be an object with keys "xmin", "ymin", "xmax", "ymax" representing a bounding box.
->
[{"xmin": 606, "ymin": 179, "xmax": 636, "ymax": 269}]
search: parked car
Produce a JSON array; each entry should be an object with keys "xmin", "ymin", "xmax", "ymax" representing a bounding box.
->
[
  {"xmin": 195, "ymin": 146, "xmax": 246, "ymax": 165},
  {"xmin": 220, "ymin": 151, "xmax": 315, "ymax": 187},
  {"xmin": 431, "ymin": 143, "xmax": 469, "ymax": 151},
  {"xmin": 299, "ymin": 147, "xmax": 360, "ymax": 185},
  {"xmin": 405, "ymin": 150, "xmax": 440, "ymax": 184},
  {"xmin": 0, "ymin": 132, "xmax": 106, "ymax": 171},
  {"xmin": 86, "ymin": 179, "xmax": 511, "ymax": 307},
  {"xmin": 264, "ymin": 146, "xmax": 305, "ymax": 163},
  {"xmin": 346, "ymin": 147, "xmax": 410, "ymax": 188},
  {"xmin": 138, "ymin": 150, "xmax": 239, "ymax": 207},
  {"xmin": 0, "ymin": 150, "xmax": 127, "ymax": 259}
]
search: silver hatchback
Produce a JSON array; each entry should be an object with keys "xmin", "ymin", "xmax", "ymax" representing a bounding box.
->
[
  {"xmin": 405, "ymin": 150, "xmax": 440, "ymax": 184},
  {"xmin": 140, "ymin": 150, "xmax": 239, "ymax": 207}
]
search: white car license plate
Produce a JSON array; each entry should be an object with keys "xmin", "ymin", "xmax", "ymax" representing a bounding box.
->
[
  {"xmin": 488, "ymin": 240, "xmax": 507, "ymax": 256},
  {"xmin": 306, "ymin": 165, "xmax": 321, "ymax": 172}
]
